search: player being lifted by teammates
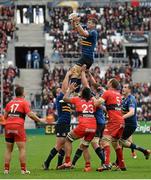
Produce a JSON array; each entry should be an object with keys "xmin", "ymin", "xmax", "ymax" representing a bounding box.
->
[{"xmin": 68, "ymin": 12, "xmax": 98, "ymax": 92}]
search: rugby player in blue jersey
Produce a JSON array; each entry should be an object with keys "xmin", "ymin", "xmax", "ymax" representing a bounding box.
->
[
  {"xmin": 42, "ymin": 70, "xmax": 72, "ymax": 170},
  {"xmin": 118, "ymin": 84, "xmax": 150, "ymax": 160},
  {"xmin": 69, "ymin": 13, "xmax": 98, "ymax": 92}
]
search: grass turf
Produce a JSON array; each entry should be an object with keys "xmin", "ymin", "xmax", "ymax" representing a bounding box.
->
[{"xmin": 0, "ymin": 133, "xmax": 151, "ymax": 179}]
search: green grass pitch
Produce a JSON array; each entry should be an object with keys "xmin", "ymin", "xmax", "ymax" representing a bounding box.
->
[{"xmin": 0, "ymin": 133, "xmax": 151, "ymax": 179}]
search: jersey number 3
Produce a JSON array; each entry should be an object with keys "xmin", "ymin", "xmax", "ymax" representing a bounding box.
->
[{"xmin": 10, "ymin": 104, "xmax": 19, "ymax": 113}]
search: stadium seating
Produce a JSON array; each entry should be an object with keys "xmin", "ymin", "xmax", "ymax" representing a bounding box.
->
[
  {"xmin": 41, "ymin": 64, "xmax": 151, "ymax": 121},
  {"xmin": 0, "ymin": 5, "xmax": 15, "ymax": 54},
  {"xmin": 1, "ymin": 65, "xmax": 19, "ymax": 107}
]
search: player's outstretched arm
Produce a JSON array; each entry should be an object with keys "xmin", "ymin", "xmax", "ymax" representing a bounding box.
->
[
  {"xmin": 63, "ymin": 83, "xmax": 77, "ymax": 102},
  {"xmin": 88, "ymin": 72, "xmax": 97, "ymax": 85},
  {"xmin": 81, "ymin": 65, "xmax": 90, "ymax": 88},
  {"xmin": 62, "ymin": 70, "xmax": 72, "ymax": 94},
  {"xmin": 27, "ymin": 111, "xmax": 46, "ymax": 123}
]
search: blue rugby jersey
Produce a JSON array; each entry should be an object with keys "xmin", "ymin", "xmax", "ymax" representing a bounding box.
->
[
  {"xmin": 80, "ymin": 27, "xmax": 98, "ymax": 59},
  {"xmin": 122, "ymin": 95, "xmax": 137, "ymax": 127},
  {"xmin": 56, "ymin": 92, "xmax": 71, "ymax": 125},
  {"xmin": 94, "ymin": 107, "xmax": 105, "ymax": 125}
]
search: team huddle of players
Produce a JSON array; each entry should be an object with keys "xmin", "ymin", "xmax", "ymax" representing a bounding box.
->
[{"xmin": 3, "ymin": 13, "xmax": 150, "ymax": 175}]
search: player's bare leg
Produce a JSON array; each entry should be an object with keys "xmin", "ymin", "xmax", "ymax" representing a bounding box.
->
[
  {"xmin": 80, "ymin": 144, "xmax": 91, "ymax": 172},
  {"xmin": 70, "ymin": 64, "xmax": 87, "ymax": 93},
  {"xmin": 57, "ymin": 131, "xmax": 77, "ymax": 169},
  {"xmin": 97, "ymin": 136, "xmax": 112, "ymax": 172},
  {"xmin": 16, "ymin": 142, "xmax": 30, "ymax": 174},
  {"xmin": 4, "ymin": 142, "xmax": 14, "ymax": 174},
  {"xmin": 112, "ymin": 139, "xmax": 126, "ymax": 171}
]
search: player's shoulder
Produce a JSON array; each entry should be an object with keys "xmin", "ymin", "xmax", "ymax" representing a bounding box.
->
[
  {"xmin": 73, "ymin": 96, "xmax": 80, "ymax": 101},
  {"xmin": 6, "ymin": 98, "xmax": 16, "ymax": 105},
  {"xmin": 90, "ymin": 29, "xmax": 97, "ymax": 35},
  {"xmin": 128, "ymin": 94, "xmax": 136, "ymax": 102},
  {"xmin": 103, "ymin": 90, "xmax": 110, "ymax": 95},
  {"xmin": 57, "ymin": 92, "xmax": 64, "ymax": 100},
  {"xmin": 15, "ymin": 97, "xmax": 29, "ymax": 106}
]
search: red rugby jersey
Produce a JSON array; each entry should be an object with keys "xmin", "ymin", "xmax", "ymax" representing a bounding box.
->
[
  {"xmin": 101, "ymin": 90, "xmax": 124, "ymax": 123},
  {"xmin": 70, "ymin": 97, "xmax": 96, "ymax": 128},
  {"xmin": 5, "ymin": 97, "xmax": 31, "ymax": 125}
]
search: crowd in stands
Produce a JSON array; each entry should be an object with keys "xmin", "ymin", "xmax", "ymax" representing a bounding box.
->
[
  {"xmin": 0, "ymin": 6, "xmax": 15, "ymax": 54},
  {"xmin": 0, "ymin": 66, "xmax": 20, "ymax": 108},
  {"xmin": 41, "ymin": 65, "xmax": 67, "ymax": 118},
  {"xmin": 41, "ymin": 64, "xmax": 151, "ymax": 122},
  {"xmin": 45, "ymin": 3, "xmax": 150, "ymax": 58}
]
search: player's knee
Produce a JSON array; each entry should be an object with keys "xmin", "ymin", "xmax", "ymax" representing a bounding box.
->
[
  {"xmin": 91, "ymin": 137, "xmax": 100, "ymax": 145},
  {"xmin": 80, "ymin": 139, "xmax": 90, "ymax": 148},
  {"xmin": 71, "ymin": 65, "xmax": 82, "ymax": 78},
  {"xmin": 119, "ymin": 138, "xmax": 128, "ymax": 147},
  {"xmin": 102, "ymin": 136, "xmax": 111, "ymax": 143},
  {"xmin": 66, "ymin": 132, "xmax": 76, "ymax": 142}
]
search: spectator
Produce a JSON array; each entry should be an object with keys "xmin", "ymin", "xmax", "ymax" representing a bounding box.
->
[
  {"xmin": 26, "ymin": 50, "xmax": 32, "ymax": 68},
  {"xmin": 43, "ymin": 56, "xmax": 50, "ymax": 70},
  {"xmin": 29, "ymin": 93, "xmax": 36, "ymax": 109},
  {"xmin": 32, "ymin": 50, "xmax": 40, "ymax": 69},
  {"xmin": 25, "ymin": 5, "xmax": 33, "ymax": 24},
  {"xmin": 35, "ymin": 5, "xmax": 40, "ymax": 24},
  {"xmin": 131, "ymin": 50, "xmax": 141, "ymax": 68}
]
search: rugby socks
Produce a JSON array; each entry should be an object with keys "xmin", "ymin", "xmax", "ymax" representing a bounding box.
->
[
  {"xmin": 20, "ymin": 163, "xmax": 26, "ymax": 171},
  {"xmin": 45, "ymin": 147, "xmax": 58, "ymax": 166},
  {"xmin": 116, "ymin": 148, "xmax": 125, "ymax": 169},
  {"xmin": 72, "ymin": 148, "xmax": 83, "ymax": 165},
  {"xmin": 95, "ymin": 147, "xmax": 105, "ymax": 164},
  {"xmin": 104, "ymin": 145, "xmax": 110, "ymax": 165},
  {"xmin": 130, "ymin": 143, "xmax": 146, "ymax": 154},
  {"xmin": 85, "ymin": 161, "xmax": 91, "ymax": 168},
  {"xmin": 57, "ymin": 149, "xmax": 65, "ymax": 167},
  {"xmin": 131, "ymin": 148, "xmax": 134, "ymax": 153},
  {"xmin": 65, "ymin": 156, "xmax": 71, "ymax": 163},
  {"xmin": 4, "ymin": 163, "xmax": 10, "ymax": 171}
]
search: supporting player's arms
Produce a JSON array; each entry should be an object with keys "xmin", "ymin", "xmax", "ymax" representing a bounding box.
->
[
  {"xmin": 63, "ymin": 83, "xmax": 77, "ymax": 102},
  {"xmin": 62, "ymin": 70, "xmax": 72, "ymax": 94},
  {"xmin": 93, "ymin": 97, "xmax": 105, "ymax": 107},
  {"xmin": 88, "ymin": 72, "xmax": 97, "ymax": 85},
  {"xmin": 81, "ymin": 65, "xmax": 90, "ymax": 88},
  {"xmin": 27, "ymin": 111, "xmax": 46, "ymax": 123},
  {"xmin": 123, "ymin": 107, "xmax": 135, "ymax": 119},
  {"xmin": 88, "ymin": 72, "xmax": 106, "ymax": 92}
]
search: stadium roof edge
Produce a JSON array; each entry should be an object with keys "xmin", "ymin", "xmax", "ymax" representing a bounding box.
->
[{"xmin": 0, "ymin": 0, "xmax": 14, "ymax": 6}]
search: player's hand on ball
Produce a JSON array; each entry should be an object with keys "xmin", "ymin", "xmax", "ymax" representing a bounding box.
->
[{"xmin": 69, "ymin": 13, "xmax": 80, "ymax": 27}]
